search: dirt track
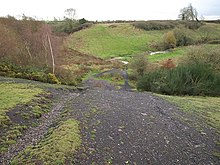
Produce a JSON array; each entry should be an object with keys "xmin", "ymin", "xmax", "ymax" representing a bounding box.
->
[
  {"xmin": 0, "ymin": 74, "xmax": 220, "ymax": 164},
  {"xmin": 70, "ymin": 88, "xmax": 220, "ymax": 165}
]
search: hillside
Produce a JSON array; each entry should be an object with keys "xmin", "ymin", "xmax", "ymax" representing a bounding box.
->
[{"xmin": 67, "ymin": 23, "xmax": 164, "ymax": 58}]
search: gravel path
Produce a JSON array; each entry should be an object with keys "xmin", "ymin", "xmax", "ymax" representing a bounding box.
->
[
  {"xmin": 0, "ymin": 73, "xmax": 220, "ymax": 164},
  {"xmin": 70, "ymin": 89, "xmax": 220, "ymax": 165}
]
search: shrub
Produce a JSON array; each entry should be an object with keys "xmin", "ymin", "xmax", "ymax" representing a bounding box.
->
[
  {"xmin": 197, "ymin": 25, "xmax": 220, "ymax": 43},
  {"xmin": 181, "ymin": 45, "xmax": 220, "ymax": 72},
  {"xmin": 55, "ymin": 67, "xmax": 83, "ymax": 86},
  {"xmin": 137, "ymin": 62, "xmax": 220, "ymax": 96},
  {"xmin": 173, "ymin": 28, "xmax": 194, "ymax": 46},
  {"xmin": 150, "ymin": 31, "xmax": 177, "ymax": 51},
  {"xmin": 132, "ymin": 21, "xmax": 175, "ymax": 31},
  {"xmin": 181, "ymin": 20, "xmax": 203, "ymax": 29},
  {"xmin": 53, "ymin": 19, "xmax": 93, "ymax": 34},
  {"xmin": 129, "ymin": 54, "xmax": 149, "ymax": 77},
  {"xmin": 163, "ymin": 31, "xmax": 176, "ymax": 49},
  {"xmin": 46, "ymin": 73, "xmax": 61, "ymax": 84},
  {"xmin": 79, "ymin": 18, "xmax": 88, "ymax": 24},
  {"xmin": 0, "ymin": 63, "xmax": 61, "ymax": 84},
  {"xmin": 207, "ymin": 40, "xmax": 220, "ymax": 44}
]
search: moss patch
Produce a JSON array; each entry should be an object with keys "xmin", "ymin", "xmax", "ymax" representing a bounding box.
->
[
  {"xmin": 0, "ymin": 82, "xmax": 54, "ymax": 152},
  {"xmin": 11, "ymin": 119, "xmax": 81, "ymax": 164},
  {"xmin": 0, "ymin": 82, "xmax": 43, "ymax": 125}
]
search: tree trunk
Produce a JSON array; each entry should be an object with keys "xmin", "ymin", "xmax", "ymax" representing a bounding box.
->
[{"xmin": 47, "ymin": 33, "xmax": 55, "ymax": 74}]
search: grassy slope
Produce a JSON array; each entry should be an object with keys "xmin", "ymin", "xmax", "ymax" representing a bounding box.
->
[{"xmin": 67, "ymin": 23, "xmax": 164, "ymax": 58}]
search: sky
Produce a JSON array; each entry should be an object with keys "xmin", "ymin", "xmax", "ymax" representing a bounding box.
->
[{"xmin": 1, "ymin": 0, "xmax": 220, "ymax": 21}]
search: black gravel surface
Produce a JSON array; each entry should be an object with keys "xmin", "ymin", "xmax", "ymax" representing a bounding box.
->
[{"xmin": 70, "ymin": 88, "xmax": 220, "ymax": 165}]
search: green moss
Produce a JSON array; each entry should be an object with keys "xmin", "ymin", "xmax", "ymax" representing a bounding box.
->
[
  {"xmin": 213, "ymin": 152, "xmax": 220, "ymax": 159},
  {"xmin": 0, "ymin": 82, "xmax": 43, "ymax": 125},
  {"xmin": 5, "ymin": 140, "xmax": 16, "ymax": 145},
  {"xmin": 12, "ymin": 119, "xmax": 82, "ymax": 164}
]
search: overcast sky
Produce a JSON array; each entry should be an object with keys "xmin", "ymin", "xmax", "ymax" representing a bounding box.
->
[{"xmin": 1, "ymin": 0, "xmax": 220, "ymax": 21}]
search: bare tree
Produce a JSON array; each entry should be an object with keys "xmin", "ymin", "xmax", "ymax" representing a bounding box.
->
[
  {"xmin": 179, "ymin": 4, "xmax": 199, "ymax": 22},
  {"xmin": 64, "ymin": 8, "xmax": 76, "ymax": 20}
]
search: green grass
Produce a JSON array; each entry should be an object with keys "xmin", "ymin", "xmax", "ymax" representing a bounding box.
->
[
  {"xmin": 67, "ymin": 23, "xmax": 164, "ymax": 58},
  {"xmin": 148, "ymin": 47, "xmax": 187, "ymax": 62},
  {"xmin": 0, "ymin": 82, "xmax": 43, "ymax": 125},
  {"xmin": 148, "ymin": 44, "xmax": 220, "ymax": 63},
  {"xmin": 11, "ymin": 119, "xmax": 81, "ymax": 164},
  {"xmin": 159, "ymin": 95, "xmax": 220, "ymax": 130}
]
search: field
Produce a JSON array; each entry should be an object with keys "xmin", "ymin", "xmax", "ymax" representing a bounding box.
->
[{"xmin": 67, "ymin": 23, "xmax": 164, "ymax": 58}]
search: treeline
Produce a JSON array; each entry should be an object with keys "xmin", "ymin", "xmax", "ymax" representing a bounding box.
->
[
  {"xmin": 0, "ymin": 17, "xmax": 63, "ymax": 83},
  {"xmin": 0, "ymin": 17, "xmax": 56, "ymax": 68}
]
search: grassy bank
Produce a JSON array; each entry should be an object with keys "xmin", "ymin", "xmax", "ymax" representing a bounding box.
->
[{"xmin": 67, "ymin": 23, "xmax": 164, "ymax": 58}]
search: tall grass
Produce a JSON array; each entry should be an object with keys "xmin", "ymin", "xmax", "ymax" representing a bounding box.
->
[{"xmin": 137, "ymin": 63, "xmax": 220, "ymax": 96}]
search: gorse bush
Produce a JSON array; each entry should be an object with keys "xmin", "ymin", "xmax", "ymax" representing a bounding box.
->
[
  {"xmin": 137, "ymin": 63, "xmax": 220, "ymax": 96},
  {"xmin": 0, "ymin": 63, "xmax": 60, "ymax": 84},
  {"xmin": 138, "ymin": 45, "xmax": 220, "ymax": 96}
]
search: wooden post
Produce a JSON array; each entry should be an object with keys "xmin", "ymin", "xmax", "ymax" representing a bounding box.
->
[{"xmin": 47, "ymin": 33, "xmax": 55, "ymax": 74}]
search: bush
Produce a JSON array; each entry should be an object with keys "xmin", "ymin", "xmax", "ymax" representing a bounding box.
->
[
  {"xmin": 0, "ymin": 63, "xmax": 61, "ymax": 84},
  {"xmin": 55, "ymin": 67, "xmax": 83, "ymax": 86},
  {"xmin": 197, "ymin": 25, "xmax": 220, "ymax": 43},
  {"xmin": 207, "ymin": 40, "xmax": 220, "ymax": 44},
  {"xmin": 182, "ymin": 46, "xmax": 220, "ymax": 72},
  {"xmin": 181, "ymin": 21, "xmax": 203, "ymax": 30},
  {"xmin": 150, "ymin": 31, "xmax": 176, "ymax": 51},
  {"xmin": 132, "ymin": 21, "xmax": 175, "ymax": 31},
  {"xmin": 53, "ymin": 19, "xmax": 93, "ymax": 34},
  {"xmin": 138, "ymin": 46, "xmax": 220, "ymax": 96},
  {"xmin": 173, "ymin": 28, "xmax": 194, "ymax": 46},
  {"xmin": 129, "ymin": 54, "xmax": 149, "ymax": 77},
  {"xmin": 163, "ymin": 31, "xmax": 176, "ymax": 49},
  {"xmin": 137, "ymin": 63, "xmax": 220, "ymax": 96}
]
